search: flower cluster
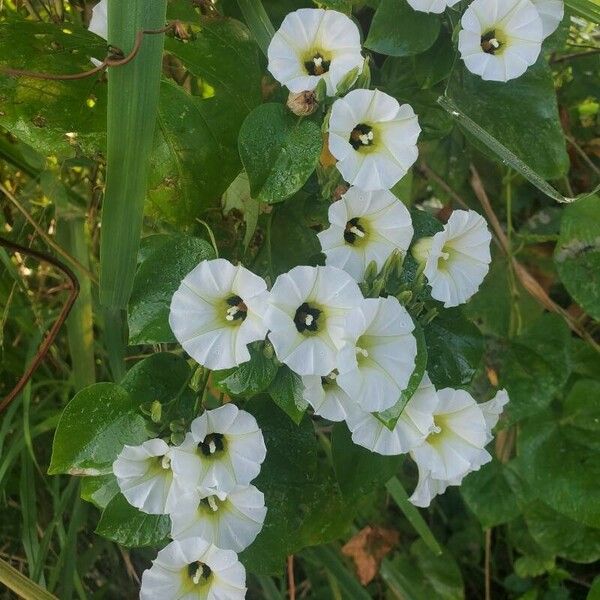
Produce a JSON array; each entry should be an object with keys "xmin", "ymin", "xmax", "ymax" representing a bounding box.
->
[{"xmin": 112, "ymin": 404, "xmax": 267, "ymax": 599}]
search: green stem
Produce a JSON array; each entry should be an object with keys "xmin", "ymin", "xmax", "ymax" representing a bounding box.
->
[
  {"xmin": 236, "ymin": 0, "xmax": 275, "ymax": 57},
  {"xmin": 0, "ymin": 557, "xmax": 57, "ymax": 600},
  {"xmin": 386, "ymin": 476, "xmax": 443, "ymax": 556}
]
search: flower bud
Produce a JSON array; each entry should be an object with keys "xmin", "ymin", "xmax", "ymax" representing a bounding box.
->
[{"xmin": 287, "ymin": 90, "xmax": 318, "ymax": 117}]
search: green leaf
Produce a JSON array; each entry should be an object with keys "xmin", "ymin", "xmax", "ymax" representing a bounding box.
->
[
  {"xmin": 99, "ymin": 0, "xmax": 168, "ymax": 309},
  {"xmin": 0, "ymin": 17, "xmax": 107, "ymax": 158},
  {"xmin": 128, "ymin": 235, "xmax": 215, "ymax": 345},
  {"xmin": 461, "ymin": 460, "xmax": 520, "ymax": 529},
  {"xmin": 414, "ymin": 27, "xmax": 454, "ymax": 89},
  {"xmin": 80, "ymin": 475, "xmax": 120, "ymax": 510},
  {"xmin": 95, "ymin": 494, "xmax": 170, "ymax": 548},
  {"xmin": 517, "ymin": 384, "xmax": 600, "ymax": 528},
  {"xmin": 499, "ymin": 313, "xmax": 572, "ymax": 422},
  {"xmin": 49, "ymin": 383, "xmax": 147, "ymax": 476},
  {"xmin": 236, "ymin": 0, "xmax": 275, "ymax": 56},
  {"xmin": 239, "ymin": 103, "xmax": 323, "ymax": 204},
  {"xmin": 365, "ymin": 0, "xmax": 440, "ymax": 57},
  {"xmin": 240, "ymin": 398, "xmax": 354, "ymax": 575},
  {"xmin": 445, "ymin": 59, "xmax": 570, "ymax": 181},
  {"xmin": 267, "ymin": 365, "xmax": 307, "ymax": 424},
  {"xmin": 424, "ymin": 309, "xmax": 484, "ymax": 389},
  {"xmin": 331, "ymin": 423, "xmax": 402, "ymax": 502},
  {"xmin": 376, "ymin": 323, "xmax": 427, "ymax": 429},
  {"xmin": 589, "ymin": 576, "xmax": 600, "ymax": 600},
  {"xmin": 149, "ymin": 18, "xmax": 263, "ymax": 224},
  {"xmin": 213, "ymin": 342, "xmax": 278, "ymax": 397},
  {"xmin": 555, "ymin": 195, "xmax": 600, "ymax": 320}
]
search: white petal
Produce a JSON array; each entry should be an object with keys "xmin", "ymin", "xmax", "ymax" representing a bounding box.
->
[
  {"xmin": 531, "ymin": 0, "xmax": 564, "ymax": 38},
  {"xmin": 89, "ymin": 0, "xmax": 108, "ymax": 40}
]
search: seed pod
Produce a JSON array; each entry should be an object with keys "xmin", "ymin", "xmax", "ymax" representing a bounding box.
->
[{"xmin": 287, "ymin": 90, "xmax": 318, "ymax": 117}]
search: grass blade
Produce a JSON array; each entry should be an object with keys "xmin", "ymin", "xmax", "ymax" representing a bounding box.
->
[
  {"xmin": 99, "ymin": 0, "xmax": 168, "ymax": 310},
  {"xmin": 386, "ymin": 476, "xmax": 442, "ymax": 556},
  {"xmin": 565, "ymin": 0, "xmax": 600, "ymax": 22},
  {"xmin": 0, "ymin": 557, "xmax": 57, "ymax": 600},
  {"xmin": 236, "ymin": 0, "xmax": 274, "ymax": 56}
]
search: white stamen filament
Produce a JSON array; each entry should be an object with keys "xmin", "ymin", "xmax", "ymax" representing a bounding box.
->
[
  {"xmin": 208, "ymin": 440, "xmax": 217, "ymax": 454},
  {"xmin": 356, "ymin": 347, "xmax": 369, "ymax": 358},
  {"xmin": 431, "ymin": 424, "xmax": 442, "ymax": 435},
  {"xmin": 305, "ymin": 314, "xmax": 314, "ymax": 327},
  {"xmin": 490, "ymin": 38, "xmax": 500, "ymax": 49},
  {"xmin": 192, "ymin": 567, "xmax": 203, "ymax": 585},
  {"xmin": 328, "ymin": 372, "xmax": 337, "ymax": 381},
  {"xmin": 349, "ymin": 226, "xmax": 365, "ymax": 238},
  {"xmin": 207, "ymin": 495, "xmax": 219, "ymax": 512},
  {"xmin": 313, "ymin": 56, "xmax": 323, "ymax": 67},
  {"xmin": 161, "ymin": 455, "xmax": 171, "ymax": 470},
  {"xmin": 225, "ymin": 305, "xmax": 239, "ymax": 321}
]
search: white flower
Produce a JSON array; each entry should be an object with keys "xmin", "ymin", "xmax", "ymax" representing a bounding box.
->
[
  {"xmin": 89, "ymin": 0, "xmax": 108, "ymax": 67},
  {"xmin": 412, "ymin": 209, "xmax": 492, "ymax": 308},
  {"xmin": 344, "ymin": 373, "xmax": 439, "ymax": 456},
  {"xmin": 408, "ymin": 388, "xmax": 508, "ymax": 507},
  {"xmin": 170, "ymin": 404, "xmax": 267, "ymax": 493},
  {"xmin": 336, "ymin": 296, "xmax": 417, "ymax": 412},
  {"xmin": 140, "ymin": 538, "xmax": 246, "ymax": 600},
  {"xmin": 458, "ymin": 0, "xmax": 543, "ymax": 82},
  {"xmin": 112, "ymin": 439, "xmax": 179, "ymax": 515},
  {"xmin": 170, "ymin": 484, "xmax": 267, "ymax": 553},
  {"xmin": 267, "ymin": 8, "xmax": 364, "ymax": 96},
  {"xmin": 169, "ymin": 258, "xmax": 269, "ymax": 371},
  {"xmin": 264, "ymin": 266, "xmax": 363, "ymax": 377},
  {"xmin": 301, "ymin": 371, "xmax": 354, "ymax": 422},
  {"xmin": 317, "ymin": 187, "xmax": 414, "ymax": 282},
  {"xmin": 328, "ymin": 89, "xmax": 421, "ymax": 191},
  {"xmin": 531, "ymin": 0, "xmax": 564, "ymax": 38},
  {"xmin": 406, "ymin": 0, "xmax": 460, "ymax": 14}
]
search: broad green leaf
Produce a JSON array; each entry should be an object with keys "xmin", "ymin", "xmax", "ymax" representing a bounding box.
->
[
  {"xmin": 414, "ymin": 28, "xmax": 454, "ymax": 89},
  {"xmin": 589, "ymin": 576, "xmax": 600, "ymax": 600},
  {"xmin": 555, "ymin": 195, "xmax": 600, "ymax": 320},
  {"xmin": 424, "ymin": 308, "xmax": 484, "ymax": 389},
  {"xmin": 149, "ymin": 18, "xmax": 262, "ymax": 224},
  {"xmin": 382, "ymin": 540, "xmax": 464, "ymax": 600},
  {"xmin": 461, "ymin": 460, "xmax": 520, "ymax": 529},
  {"xmin": 128, "ymin": 235, "xmax": 215, "ymax": 345},
  {"xmin": 96, "ymin": 493, "xmax": 170, "ymax": 547},
  {"xmin": 446, "ymin": 59, "xmax": 569, "ymax": 180},
  {"xmin": 0, "ymin": 17, "xmax": 107, "ymax": 158},
  {"xmin": 49, "ymin": 383, "xmax": 147, "ymax": 476},
  {"xmin": 240, "ymin": 398, "xmax": 354, "ymax": 575},
  {"xmin": 517, "ymin": 384, "xmax": 600, "ymax": 528},
  {"xmin": 80, "ymin": 475, "xmax": 120, "ymax": 510},
  {"xmin": 213, "ymin": 342, "xmax": 278, "ymax": 398},
  {"xmin": 365, "ymin": 0, "xmax": 440, "ymax": 58},
  {"xmin": 331, "ymin": 423, "xmax": 402, "ymax": 502},
  {"xmin": 239, "ymin": 103, "xmax": 323, "ymax": 204},
  {"xmin": 499, "ymin": 313, "xmax": 572, "ymax": 422},
  {"xmin": 267, "ymin": 365, "xmax": 307, "ymax": 424}
]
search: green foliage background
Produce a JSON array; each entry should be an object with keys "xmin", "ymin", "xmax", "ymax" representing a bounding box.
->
[{"xmin": 0, "ymin": 0, "xmax": 599, "ymax": 598}]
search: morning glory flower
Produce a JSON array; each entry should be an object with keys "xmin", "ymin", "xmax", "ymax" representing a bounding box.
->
[
  {"xmin": 406, "ymin": 0, "xmax": 460, "ymax": 14},
  {"xmin": 328, "ymin": 89, "xmax": 421, "ymax": 191},
  {"xmin": 336, "ymin": 296, "xmax": 417, "ymax": 413},
  {"xmin": 112, "ymin": 439, "xmax": 180, "ymax": 515},
  {"xmin": 170, "ymin": 404, "xmax": 266, "ymax": 493},
  {"xmin": 169, "ymin": 258, "xmax": 269, "ymax": 371},
  {"xmin": 458, "ymin": 0, "xmax": 543, "ymax": 82},
  {"xmin": 412, "ymin": 209, "xmax": 492, "ymax": 308},
  {"xmin": 344, "ymin": 374, "xmax": 439, "ymax": 456},
  {"xmin": 264, "ymin": 266, "xmax": 363, "ymax": 377},
  {"xmin": 267, "ymin": 8, "xmax": 364, "ymax": 96},
  {"xmin": 410, "ymin": 390, "xmax": 509, "ymax": 508},
  {"xmin": 301, "ymin": 371, "xmax": 354, "ymax": 422},
  {"xmin": 531, "ymin": 0, "xmax": 564, "ymax": 38},
  {"xmin": 317, "ymin": 187, "xmax": 414, "ymax": 282},
  {"xmin": 88, "ymin": 0, "xmax": 107, "ymax": 67},
  {"xmin": 170, "ymin": 484, "xmax": 267, "ymax": 553},
  {"xmin": 140, "ymin": 538, "xmax": 246, "ymax": 600}
]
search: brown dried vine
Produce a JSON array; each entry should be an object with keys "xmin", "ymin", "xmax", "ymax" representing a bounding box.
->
[{"xmin": 0, "ymin": 237, "xmax": 79, "ymax": 412}]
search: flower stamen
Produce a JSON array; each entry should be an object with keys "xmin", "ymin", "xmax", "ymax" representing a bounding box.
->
[
  {"xmin": 225, "ymin": 295, "xmax": 247, "ymax": 322},
  {"xmin": 160, "ymin": 455, "xmax": 171, "ymax": 470},
  {"xmin": 294, "ymin": 302, "xmax": 322, "ymax": 333},
  {"xmin": 188, "ymin": 561, "xmax": 212, "ymax": 585},
  {"xmin": 304, "ymin": 52, "xmax": 331, "ymax": 76},
  {"xmin": 344, "ymin": 218, "xmax": 367, "ymax": 245},
  {"xmin": 356, "ymin": 346, "xmax": 369, "ymax": 358},
  {"xmin": 207, "ymin": 495, "xmax": 219, "ymax": 512},
  {"xmin": 199, "ymin": 433, "xmax": 225, "ymax": 457},
  {"xmin": 349, "ymin": 123, "xmax": 375, "ymax": 150},
  {"xmin": 481, "ymin": 30, "xmax": 503, "ymax": 54}
]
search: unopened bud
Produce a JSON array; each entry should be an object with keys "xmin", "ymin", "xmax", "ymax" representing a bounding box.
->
[{"xmin": 287, "ymin": 91, "xmax": 318, "ymax": 117}]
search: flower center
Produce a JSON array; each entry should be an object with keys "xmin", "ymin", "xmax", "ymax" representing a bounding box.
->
[
  {"xmin": 349, "ymin": 124, "xmax": 374, "ymax": 151},
  {"xmin": 481, "ymin": 30, "xmax": 504, "ymax": 55},
  {"xmin": 225, "ymin": 295, "xmax": 247, "ymax": 323},
  {"xmin": 304, "ymin": 52, "xmax": 330, "ymax": 76},
  {"xmin": 200, "ymin": 494, "xmax": 223, "ymax": 513},
  {"xmin": 427, "ymin": 416, "xmax": 445, "ymax": 445},
  {"xmin": 321, "ymin": 370, "xmax": 339, "ymax": 386},
  {"xmin": 294, "ymin": 302, "xmax": 322, "ymax": 333},
  {"xmin": 187, "ymin": 561, "xmax": 212, "ymax": 586},
  {"xmin": 198, "ymin": 433, "xmax": 226, "ymax": 457},
  {"xmin": 344, "ymin": 217, "xmax": 367, "ymax": 245}
]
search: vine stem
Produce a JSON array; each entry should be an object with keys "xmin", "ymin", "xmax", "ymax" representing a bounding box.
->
[
  {"xmin": 386, "ymin": 477, "xmax": 442, "ymax": 556},
  {"xmin": 287, "ymin": 555, "xmax": 296, "ymax": 600}
]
